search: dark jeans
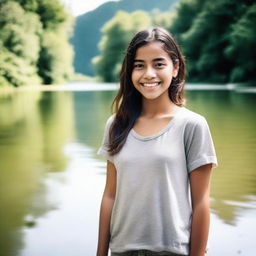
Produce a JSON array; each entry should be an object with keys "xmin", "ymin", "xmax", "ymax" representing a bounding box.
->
[{"xmin": 111, "ymin": 250, "xmax": 186, "ymax": 256}]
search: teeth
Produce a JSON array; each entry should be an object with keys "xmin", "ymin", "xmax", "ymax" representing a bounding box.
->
[{"xmin": 142, "ymin": 82, "xmax": 159, "ymax": 87}]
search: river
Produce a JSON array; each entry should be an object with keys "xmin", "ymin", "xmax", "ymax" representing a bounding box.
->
[{"xmin": 0, "ymin": 82, "xmax": 255, "ymax": 256}]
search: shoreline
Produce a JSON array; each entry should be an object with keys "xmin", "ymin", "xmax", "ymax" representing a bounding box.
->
[{"xmin": 0, "ymin": 81, "xmax": 256, "ymax": 94}]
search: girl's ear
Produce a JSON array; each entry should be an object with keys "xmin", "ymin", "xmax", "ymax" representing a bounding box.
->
[{"xmin": 173, "ymin": 62, "xmax": 179, "ymax": 78}]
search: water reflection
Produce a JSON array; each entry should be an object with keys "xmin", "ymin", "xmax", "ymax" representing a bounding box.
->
[
  {"xmin": 0, "ymin": 91, "xmax": 74, "ymax": 256},
  {"xmin": 38, "ymin": 92, "xmax": 75, "ymax": 172},
  {"xmin": 73, "ymin": 90, "xmax": 116, "ymax": 148},
  {"xmin": 20, "ymin": 142, "xmax": 106, "ymax": 256},
  {"xmin": 0, "ymin": 88, "xmax": 255, "ymax": 256},
  {"xmin": 185, "ymin": 90, "xmax": 256, "ymax": 224},
  {"xmin": 73, "ymin": 89, "xmax": 256, "ymax": 225}
]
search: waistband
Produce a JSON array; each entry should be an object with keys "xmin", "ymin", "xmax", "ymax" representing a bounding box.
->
[{"xmin": 111, "ymin": 250, "xmax": 185, "ymax": 256}]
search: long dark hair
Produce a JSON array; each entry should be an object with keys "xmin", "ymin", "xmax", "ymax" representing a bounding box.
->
[{"xmin": 108, "ymin": 27, "xmax": 186, "ymax": 156}]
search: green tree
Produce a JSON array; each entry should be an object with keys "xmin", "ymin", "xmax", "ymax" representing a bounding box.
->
[
  {"xmin": 36, "ymin": 0, "xmax": 68, "ymax": 29},
  {"xmin": 168, "ymin": 0, "xmax": 207, "ymax": 44},
  {"xmin": 0, "ymin": 47, "xmax": 41, "ymax": 87},
  {"xmin": 0, "ymin": 1, "xmax": 42, "ymax": 87},
  {"xmin": 36, "ymin": 0, "xmax": 74, "ymax": 84},
  {"xmin": 225, "ymin": 4, "xmax": 256, "ymax": 82},
  {"xmin": 169, "ymin": 0, "xmax": 255, "ymax": 83},
  {"xmin": 93, "ymin": 10, "xmax": 151, "ymax": 82},
  {"xmin": 0, "ymin": 0, "xmax": 73, "ymax": 87},
  {"xmin": 151, "ymin": 9, "xmax": 175, "ymax": 29},
  {"xmin": 38, "ymin": 30, "xmax": 73, "ymax": 84}
]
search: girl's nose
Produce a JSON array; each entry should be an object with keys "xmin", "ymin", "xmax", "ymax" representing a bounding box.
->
[{"xmin": 143, "ymin": 67, "xmax": 156, "ymax": 79}]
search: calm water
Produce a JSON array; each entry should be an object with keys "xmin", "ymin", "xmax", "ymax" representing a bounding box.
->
[{"xmin": 0, "ymin": 83, "xmax": 255, "ymax": 256}]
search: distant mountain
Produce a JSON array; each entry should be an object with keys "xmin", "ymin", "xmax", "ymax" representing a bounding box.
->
[{"xmin": 71, "ymin": 0, "xmax": 179, "ymax": 76}]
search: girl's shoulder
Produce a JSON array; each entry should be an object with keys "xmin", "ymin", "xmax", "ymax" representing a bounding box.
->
[
  {"xmin": 106, "ymin": 113, "xmax": 116, "ymax": 124},
  {"xmin": 178, "ymin": 107, "xmax": 209, "ymax": 128},
  {"xmin": 103, "ymin": 113, "xmax": 116, "ymax": 130}
]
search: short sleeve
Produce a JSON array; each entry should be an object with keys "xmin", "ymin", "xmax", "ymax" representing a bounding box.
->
[
  {"xmin": 185, "ymin": 116, "xmax": 218, "ymax": 173},
  {"xmin": 97, "ymin": 114, "xmax": 115, "ymax": 163}
]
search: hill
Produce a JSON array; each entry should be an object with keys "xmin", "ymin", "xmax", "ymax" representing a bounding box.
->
[{"xmin": 71, "ymin": 0, "xmax": 178, "ymax": 76}]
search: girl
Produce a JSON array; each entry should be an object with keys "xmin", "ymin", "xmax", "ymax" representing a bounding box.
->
[{"xmin": 96, "ymin": 27, "xmax": 218, "ymax": 256}]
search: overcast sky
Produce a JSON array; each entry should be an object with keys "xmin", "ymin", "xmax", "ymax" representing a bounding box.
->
[{"xmin": 60, "ymin": 0, "xmax": 119, "ymax": 16}]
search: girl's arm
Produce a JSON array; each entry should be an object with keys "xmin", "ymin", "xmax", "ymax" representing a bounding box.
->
[
  {"xmin": 189, "ymin": 163, "xmax": 213, "ymax": 256},
  {"xmin": 96, "ymin": 160, "xmax": 117, "ymax": 256}
]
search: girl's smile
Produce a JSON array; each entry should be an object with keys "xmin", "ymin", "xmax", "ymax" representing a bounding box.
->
[{"xmin": 140, "ymin": 81, "xmax": 161, "ymax": 89}]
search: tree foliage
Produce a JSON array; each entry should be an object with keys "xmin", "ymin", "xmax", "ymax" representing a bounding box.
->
[
  {"xmin": 169, "ymin": 0, "xmax": 256, "ymax": 83},
  {"xmin": 95, "ymin": 0, "xmax": 256, "ymax": 83},
  {"xmin": 93, "ymin": 11, "xmax": 151, "ymax": 82},
  {"xmin": 38, "ymin": 30, "xmax": 73, "ymax": 84},
  {"xmin": 151, "ymin": 9, "xmax": 175, "ymax": 29},
  {"xmin": 225, "ymin": 4, "xmax": 256, "ymax": 82},
  {"xmin": 0, "ymin": 0, "xmax": 73, "ymax": 87}
]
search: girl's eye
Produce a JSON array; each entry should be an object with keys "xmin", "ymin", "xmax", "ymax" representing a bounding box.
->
[
  {"xmin": 155, "ymin": 63, "xmax": 165, "ymax": 68},
  {"xmin": 133, "ymin": 64, "xmax": 144, "ymax": 69}
]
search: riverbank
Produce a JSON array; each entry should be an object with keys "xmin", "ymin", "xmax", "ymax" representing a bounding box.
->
[{"xmin": 0, "ymin": 81, "xmax": 256, "ymax": 97}]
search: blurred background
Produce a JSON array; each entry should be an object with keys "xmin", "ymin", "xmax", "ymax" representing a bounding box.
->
[{"xmin": 0, "ymin": 0, "xmax": 255, "ymax": 255}]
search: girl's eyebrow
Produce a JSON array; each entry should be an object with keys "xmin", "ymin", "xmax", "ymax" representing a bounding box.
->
[
  {"xmin": 153, "ymin": 57, "xmax": 167, "ymax": 62},
  {"xmin": 134, "ymin": 59, "xmax": 144, "ymax": 63},
  {"xmin": 134, "ymin": 57, "xmax": 167, "ymax": 62}
]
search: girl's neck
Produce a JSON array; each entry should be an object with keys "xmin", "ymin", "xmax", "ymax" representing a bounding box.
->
[{"xmin": 141, "ymin": 96, "xmax": 180, "ymax": 118}]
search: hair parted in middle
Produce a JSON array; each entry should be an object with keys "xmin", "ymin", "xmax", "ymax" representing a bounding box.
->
[{"xmin": 108, "ymin": 27, "xmax": 186, "ymax": 156}]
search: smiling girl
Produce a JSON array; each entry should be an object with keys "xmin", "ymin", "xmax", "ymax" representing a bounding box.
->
[{"xmin": 96, "ymin": 27, "xmax": 218, "ymax": 256}]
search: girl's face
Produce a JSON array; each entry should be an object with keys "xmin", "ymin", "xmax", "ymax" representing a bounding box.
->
[{"xmin": 131, "ymin": 41, "xmax": 179, "ymax": 101}]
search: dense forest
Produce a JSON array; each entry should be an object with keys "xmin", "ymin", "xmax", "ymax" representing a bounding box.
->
[
  {"xmin": 1, "ymin": 0, "xmax": 255, "ymax": 87},
  {"xmin": 0, "ymin": 0, "xmax": 73, "ymax": 87},
  {"xmin": 169, "ymin": 0, "xmax": 256, "ymax": 83},
  {"xmin": 94, "ymin": 0, "xmax": 256, "ymax": 83}
]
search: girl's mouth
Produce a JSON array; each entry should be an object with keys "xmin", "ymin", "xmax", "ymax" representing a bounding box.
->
[{"xmin": 141, "ymin": 82, "xmax": 161, "ymax": 88}]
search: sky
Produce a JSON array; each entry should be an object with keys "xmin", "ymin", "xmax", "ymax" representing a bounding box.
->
[{"xmin": 60, "ymin": 0, "xmax": 119, "ymax": 16}]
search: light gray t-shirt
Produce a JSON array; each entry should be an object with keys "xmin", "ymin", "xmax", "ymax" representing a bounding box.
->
[{"xmin": 97, "ymin": 107, "xmax": 218, "ymax": 255}]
